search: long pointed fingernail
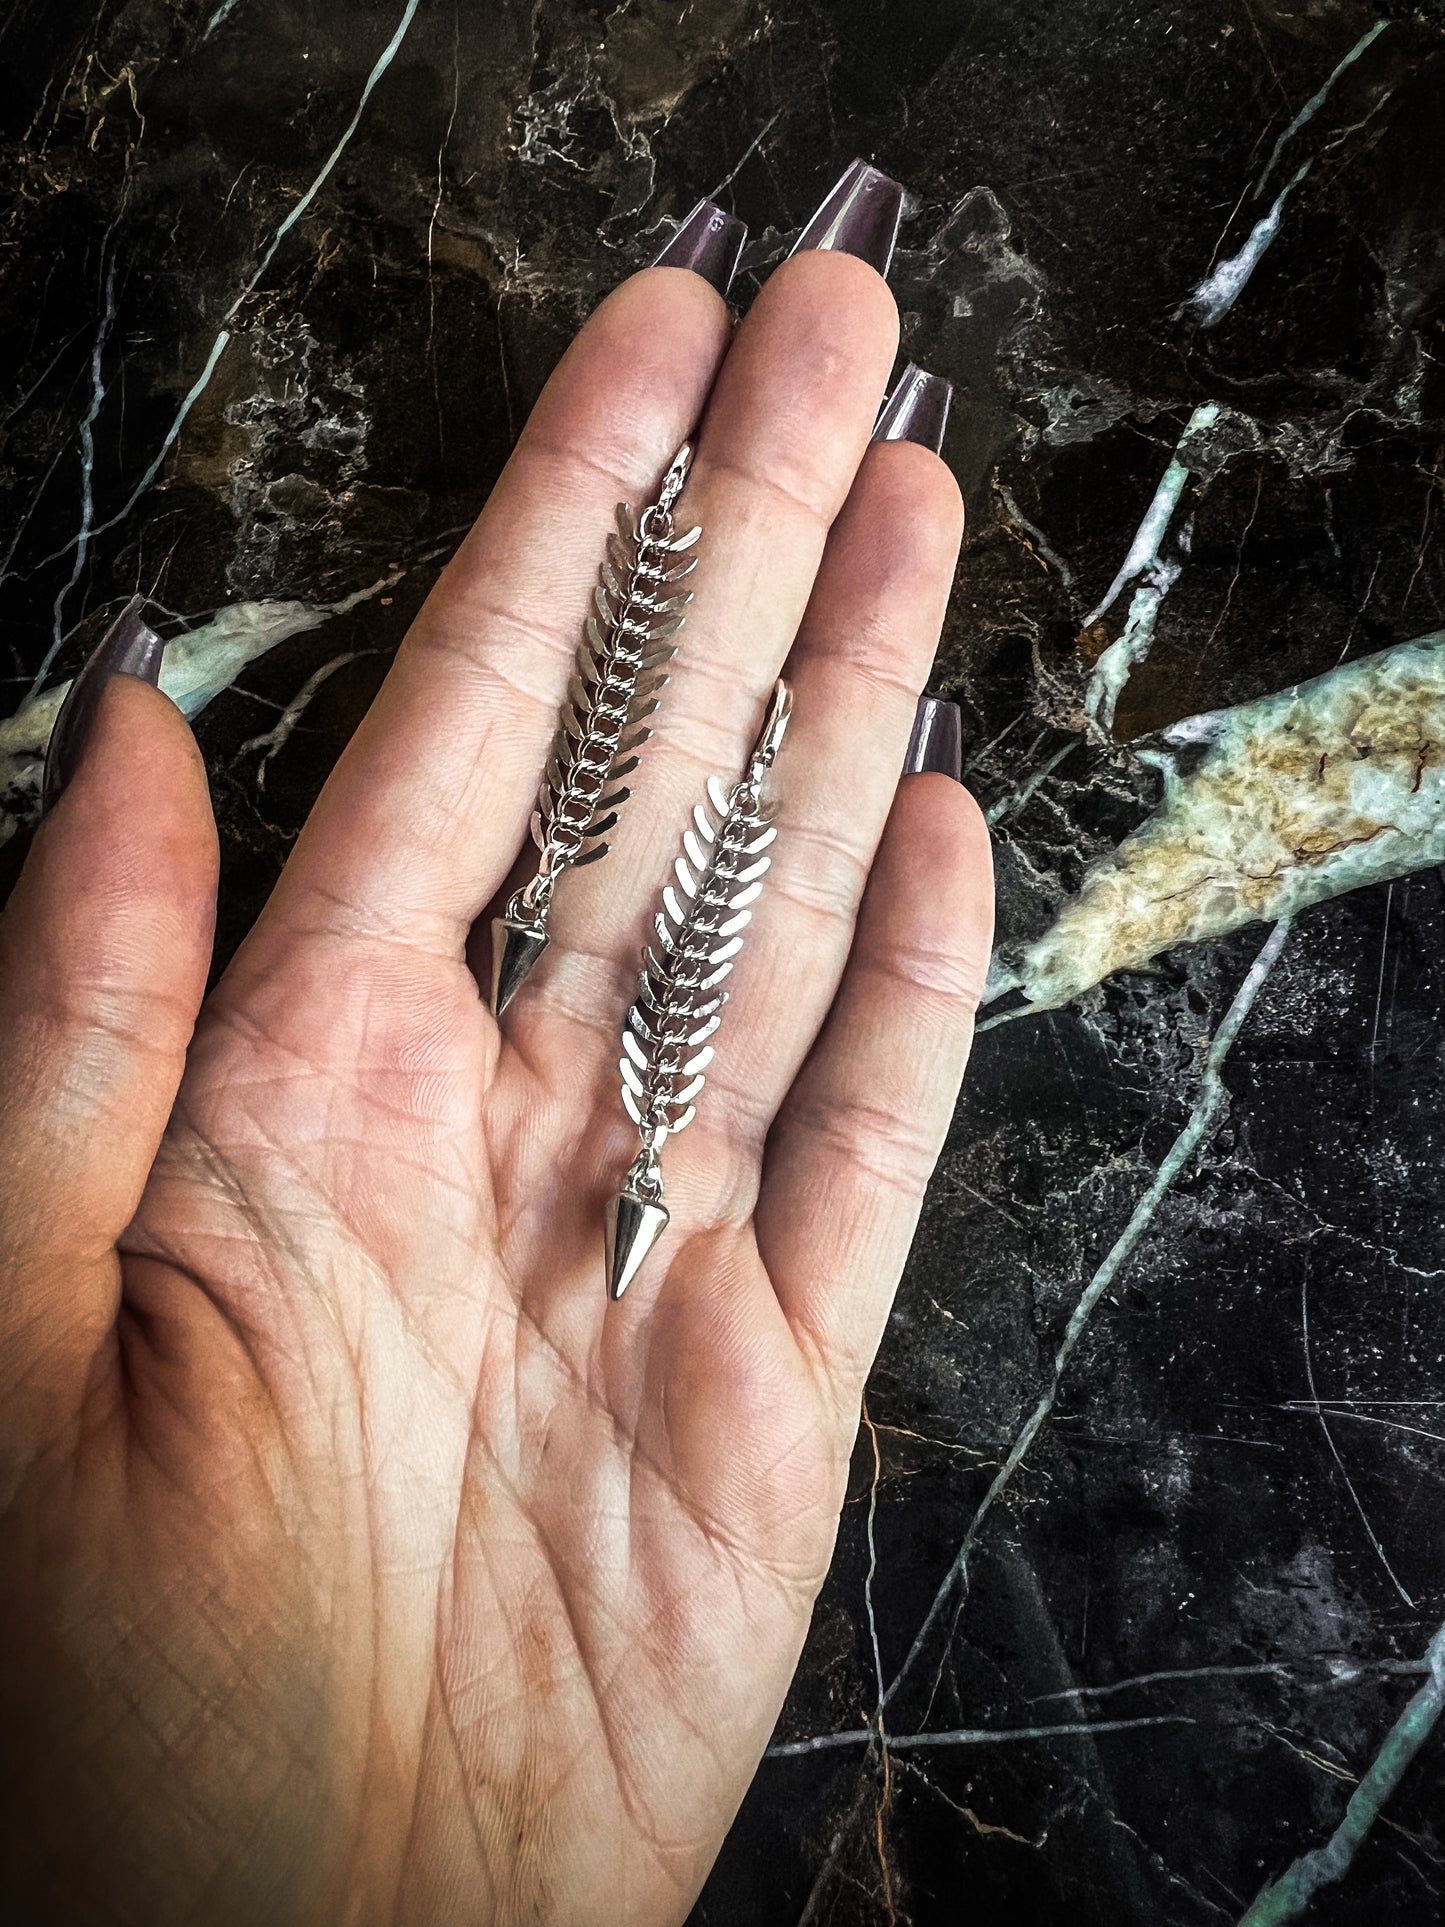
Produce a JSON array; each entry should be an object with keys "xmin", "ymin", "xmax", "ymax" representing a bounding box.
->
[
  {"xmin": 42, "ymin": 597, "xmax": 165, "ymax": 812},
  {"xmin": 791, "ymin": 158, "xmax": 906, "ymax": 277},
  {"xmin": 874, "ymin": 363, "xmax": 953, "ymax": 454},
  {"xmin": 903, "ymin": 696, "xmax": 963, "ymax": 781},
  {"xmin": 650, "ymin": 199, "xmax": 748, "ymax": 298}
]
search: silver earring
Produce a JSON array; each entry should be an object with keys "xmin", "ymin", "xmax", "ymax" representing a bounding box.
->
[
  {"xmin": 605, "ymin": 680, "xmax": 794, "ymax": 1299},
  {"xmin": 491, "ymin": 443, "xmax": 702, "ymax": 1015}
]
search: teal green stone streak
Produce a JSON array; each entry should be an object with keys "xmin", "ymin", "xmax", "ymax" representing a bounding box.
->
[
  {"xmin": 1239, "ymin": 1620, "xmax": 1445, "ymax": 1925},
  {"xmin": 0, "ymin": 561, "xmax": 431, "ymax": 846},
  {"xmin": 202, "ymin": 0, "xmax": 243, "ymax": 38},
  {"xmin": 1186, "ymin": 21, "xmax": 1389, "ymax": 329},
  {"xmin": 1083, "ymin": 403, "xmax": 1220, "ymax": 734},
  {"xmin": 1082, "ymin": 402, "xmax": 1219, "ymax": 629},
  {"xmin": 1257, "ymin": 20, "xmax": 1389, "ymax": 197}
]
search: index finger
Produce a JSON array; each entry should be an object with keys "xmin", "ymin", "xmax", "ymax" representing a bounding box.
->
[{"xmin": 260, "ymin": 261, "xmax": 737, "ymax": 957}]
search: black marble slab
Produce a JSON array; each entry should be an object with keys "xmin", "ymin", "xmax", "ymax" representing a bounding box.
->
[{"xmin": 3, "ymin": 2, "xmax": 1445, "ymax": 1921}]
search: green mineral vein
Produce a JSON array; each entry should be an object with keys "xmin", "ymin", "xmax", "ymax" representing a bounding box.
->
[
  {"xmin": 989, "ymin": 629, "xmax": 1445, "ymax": 1016},
  {"xmin": 1239, "ymin": 1619, "xmax": 1445, "ymax": 1925}
]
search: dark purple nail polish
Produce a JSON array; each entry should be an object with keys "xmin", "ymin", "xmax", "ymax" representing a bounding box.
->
[
  {"xmin": 790, "ymin": 158, "xmax": 906, "ymax": 278},
  {"xmin": 874, "ymin": 363, "xmax": 953, "ymax": 454},
  {"xmin": 42, "ymin": 597, "xmax": 165, "ymax": 812},
  {"xmin": 903, "ymin": 696, "xmax": 963, "ymax": 781},
  {"xmin": 649, "ymin": 199, "xmax": 747, "ymax": 298}
]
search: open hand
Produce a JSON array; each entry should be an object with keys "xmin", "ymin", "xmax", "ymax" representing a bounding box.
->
[{"xmin": 0, "ymin": 236, "xmax": 991, "ymax": 1925}]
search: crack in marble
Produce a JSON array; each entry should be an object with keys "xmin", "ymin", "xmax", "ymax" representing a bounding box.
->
[
  {"xmin": 235, "ymin": 647, "xmax": 376, "ymax": 788},
  {"xmin": 860, "ymin": 1401, "xmax": 888, "ymax": 1716},
  {"xmin": 989, "ymin": 631, "xmax": 1445, "ymax": 1018},
  {"xmin": 1033, "ymin": 1661, "xmax": 1288, "ymax": 1703},
  {"xmin": 1107, "ymin": 1809, "xmax": 1237, "ymax": 1923},
  {"xmin": 895, "ymin": 1757, "xmax": 1044, "ymax": 1850},
  {"xmin": 703, "ymin": 105, "xmax": 784, "ymax": 206},
  {"xmin": 771, "ymin": 1712, "xmax": 1195, "ymax": 1760},
  {"xmin": 1281, "ymin": 1406, "xmax": 1445, "ymax": 1455},
  {"xmin": 33, "ymin": 260, "xmax": 117, "ymax": 697},
  {"xmin": 1238, "ymin": 1620, "xmax": 1445, "ymax": 1925},
  {"xmin": 1301, "ymin": 1260, "xmax": 1415, "ymax": 1608},
  {"xmin": 426, "ymin": 6, "xmax": 462, "ymax": 455},
  {"xmin": 984, "ymin": 740, "xmax": 1077, "ymax": 829},
  {"xmin": 853, "ymin": 1398, "xmax": 899, "ymax": 1922},
  {"xmin": 1030, "ymin": 1656, "xmax": 1432, "ymax": 1706},
  {"xmin": 1258, "ymin": 1720, "xmax": 1360, "ymax": 1786},
  {"xmin": 1248, "ymin": 1170, "xmax": 1445, "ymax": 1287}
]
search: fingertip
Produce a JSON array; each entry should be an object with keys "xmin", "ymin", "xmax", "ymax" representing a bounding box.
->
[
  {"xmin": 689, "ymin": 249, "xmax": 901, "ymax": 528},
  {"xmin": 21, "ymin": 674, "xmax": 218, "ymax": 1022},
  {"xmin": 757, "ymin": 246, "xmax": 901, "ymax": 363},
  {"xmin": 878, "ymin": 772, "xmax": 995, "ymax": 1006},
  {"xmin": 844, "ymin": 438, "xmax": 966, "ymax": 601},
  {"xmin": 868, "ymin": 432, "xmax": 966, "ymax": 538},
  {"xmin": 894, "ymin": 765, "xmax": 993, "ymax": 884},
  {"xmin": 44, "ymin": 672, "xmax": 218, "ymax": 898},
  {"xmin": 617, "ymin": 261, "xmax": 737, "ymax": 346},
  {"xmin": 741, "ymin": 250, "xmax": 901, "ymax": 431},
  {"xmin": 528, "ymin": 264, "xmax": 735, "ymax": 452}
]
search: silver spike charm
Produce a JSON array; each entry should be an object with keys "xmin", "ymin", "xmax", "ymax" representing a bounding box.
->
[
  {"xmin": 606, "ymin": 681, "xmax": 793, "ymax": 1299},
  {"xmin": 491, "ymin": 443, "xmax": 702, "ymax": 1015}
]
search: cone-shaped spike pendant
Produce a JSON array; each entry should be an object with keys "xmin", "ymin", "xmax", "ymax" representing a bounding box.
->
[
  {"xmin": 606, "ymin": 681, "xmax": 793, "ymax": 1299},
  {"xmin": 605, "ymin": 1191, "xmax": 671, "ymax": 1300},
  {"xmin": 490, "ymin": 917, "xmax": 550, "ymax": 1016},
  {"xmin": 489, "ymin": 442, "xmax": 701, "ymax": 1016}
]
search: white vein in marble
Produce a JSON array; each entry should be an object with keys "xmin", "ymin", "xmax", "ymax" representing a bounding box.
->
[
  {"xmin": 1184, "ymin": 163, "xmax": 1311, "ymax": 331},
  {"xmin": 989, "ymin": 631, "xmax": 1445, "ymax": 1014},
  {"xmin": 40, "ymin": 265, "xmax": 118, "ymax": 693},
  {"xmin": 10, "ymin": 0, "xmax": 423, "ymax": 620}
]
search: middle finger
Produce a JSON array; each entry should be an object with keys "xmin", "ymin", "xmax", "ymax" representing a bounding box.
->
[{"xmin": 514, "ymin": 242, "xmax": 900, "ymax": 1057}]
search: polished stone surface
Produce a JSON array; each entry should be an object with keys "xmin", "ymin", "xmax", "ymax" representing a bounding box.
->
[{"xmin": 3, "ymin": 2, "xmax": 1445, "ymax": 1921}]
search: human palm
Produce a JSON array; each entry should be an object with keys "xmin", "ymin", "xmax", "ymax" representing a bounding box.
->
[{"xmin": 0, "ymin": 255, "xmax": 991, "ymax": 1924}]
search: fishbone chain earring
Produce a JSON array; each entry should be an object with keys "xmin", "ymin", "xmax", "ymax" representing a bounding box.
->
[
  {"xmin": 491, "ymin": 442, "xmax": 703, "ymax": 1014},
  {"xmin": 605, "ymin": 680, "xmax": 793, "ymax": 1298}
]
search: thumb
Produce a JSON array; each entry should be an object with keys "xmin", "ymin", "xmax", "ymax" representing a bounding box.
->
[{"xmin": 0, "ymin": 607, "xmax": 217, "ymax": 1396}]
